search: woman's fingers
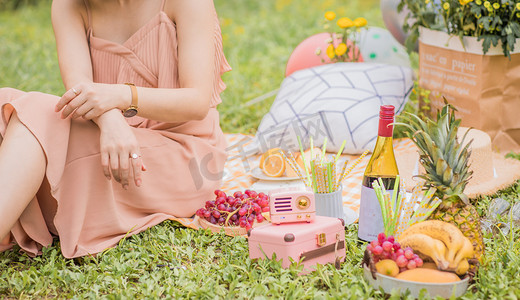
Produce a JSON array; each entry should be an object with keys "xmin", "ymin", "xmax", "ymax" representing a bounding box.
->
[
  {"xmin": 56, "ymin": 87, "xmax": 80, "ymax": 112},
  {"xmin": 60, "ymin": 93, "xmax": 89, "ymax": 119},
  {"xmin": 71, "ymin": 102, "xmax": 95, "ymax": 119},
  {"xmin": 119, "ymin": 153, "xmax": 130, "ymax": 190},
  {"xmin": 130, "ymin": 152, "xmax": 143, "ymax": 187},
  {"xmin": 109, "ymin": 150, "xmax": 121, "ymax": 184},
  {"xmin": 101, "ymin": 151, "xmax": 111, "ymax": 180}
]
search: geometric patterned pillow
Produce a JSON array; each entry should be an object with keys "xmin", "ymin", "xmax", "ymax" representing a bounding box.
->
[{"xmin": 250, "ymin": 62, "xmax": 413, "ymax": 155}]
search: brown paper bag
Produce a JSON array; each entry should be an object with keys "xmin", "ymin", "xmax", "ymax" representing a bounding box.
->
[{"xmin": 418, "ymin": 27, "xmax": 520, "ymax": 153}]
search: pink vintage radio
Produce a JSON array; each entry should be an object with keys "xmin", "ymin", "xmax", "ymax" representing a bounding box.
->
[
  {"xmin": 248, "ymin": 216, "xmax": 346, "ymax": 273},
  {"xmin": 269, "ymin": 188, "xmax": 315, "ymax": 224}
]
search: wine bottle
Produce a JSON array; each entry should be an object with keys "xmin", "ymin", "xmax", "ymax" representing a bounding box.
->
[{"xmin": 358, "ymin": 105, "xmax": 399, "ymax": 242}]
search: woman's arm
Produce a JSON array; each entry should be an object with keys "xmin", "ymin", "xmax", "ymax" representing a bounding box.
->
[
  {"xmin": 54, "ymin": 0, "xmax": 218, "ymax": 123},
  {"xmin": 51, "ymin": 0, "xmax": 93, "ymax": 88},
  {"xmin": 130, "ymin": 0, "xmax": 217, "ymax": 122},
  {"xmin": 52, "ymin": 0, "xmax": 143, "ymax": 189}
]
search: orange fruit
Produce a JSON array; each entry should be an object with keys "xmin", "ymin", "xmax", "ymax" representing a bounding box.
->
[
  {"xmin": 261, "ymin": 151, "xmax": 286, "ymax": 177},
  {"xmin": 259, "ymin": 148, "xmax": 282, "ymax": 170}
]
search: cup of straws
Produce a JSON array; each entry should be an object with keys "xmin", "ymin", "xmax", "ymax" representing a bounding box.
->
[
  {"xmin": 281, "ymin": 137, "xmax": 369, "ymax": 220},
  {"xmin": 372, "ymin": 175, "xmax": 442, "ymax": 239}
]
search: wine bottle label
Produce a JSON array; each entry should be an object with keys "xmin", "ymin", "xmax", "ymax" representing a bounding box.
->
[{"xmin": 358, "ymin": 186, "xmax": 393, "ymax": 241}]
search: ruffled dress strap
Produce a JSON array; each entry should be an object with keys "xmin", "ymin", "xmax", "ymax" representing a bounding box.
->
[
  {"xmin": 83, "ymin": 0, "xmax": 93, "ymax": 36},
  {"xmin": 160, "ymin": 0, "xmax": 167, "ymax": 11},
  {"xmin": 211, "ymin": 12, "xmax": 232, "ymax": 107}
]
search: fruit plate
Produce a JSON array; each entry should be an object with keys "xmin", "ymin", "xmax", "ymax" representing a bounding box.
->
[
  {"xmin": 363, "ymin": 266, "xmax": 469, "ymax": 298},
  {"xmin": 198, "ymin": 217, "xmax": 269, "ymax": 237},
  {"xmin": 250, "ymin": 167, "xmax": 301, "ymax": 181}
]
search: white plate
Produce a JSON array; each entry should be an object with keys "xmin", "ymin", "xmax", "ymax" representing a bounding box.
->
[
  {"xmin": 363, "ymin": 266, "xmax": 469, "ymax": 298},
  {"xmin": 250, "ymin": 167, "xmax": 301, "ymax": 181}
]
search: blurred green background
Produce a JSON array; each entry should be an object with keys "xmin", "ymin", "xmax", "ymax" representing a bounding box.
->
[{"xmin": 0, "ymin": 0, "xmax": 383, "ymax": 134}]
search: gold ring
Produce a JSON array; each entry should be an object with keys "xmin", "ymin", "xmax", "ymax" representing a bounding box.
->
[
  {"xmin": 130, "ymin": 153, "xmax": 139, "ymax": 159},
  {"xmin": 71, "ymin": 88, "xmax": 79, "ymax": 95}
]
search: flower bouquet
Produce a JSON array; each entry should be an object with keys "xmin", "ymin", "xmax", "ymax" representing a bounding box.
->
[
  {"xmin": 315, "ymin": 11, "xmax": 368, "ymax": 63},
  {"xmin": 399, "ymin": 0, "xmax": 520, "ymax": 57},
  {"xmin": 398, "ymin": 0, "xmax": 520, "ymax": 152}
]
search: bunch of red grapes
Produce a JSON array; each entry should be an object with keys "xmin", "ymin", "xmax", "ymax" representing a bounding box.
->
[
  {"xmin": 367, "ymin": 233, "xmax": 424, "ymax": 272},
  {"xmin": 196, "ymin": 189, "xmax": 270, "ymax": 231}
]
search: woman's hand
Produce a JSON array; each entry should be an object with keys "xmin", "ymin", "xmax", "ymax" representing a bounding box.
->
[
  {"xmin": 95, "ymin": 110, "xmax": 146, "ymax": 189},
  {"xmin": 56, "ymin": 82, "xmax": 130, "ymax": 120}
]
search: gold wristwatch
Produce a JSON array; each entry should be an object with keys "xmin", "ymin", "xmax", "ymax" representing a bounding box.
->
[{"xmin": 123, "ymin": 83, "xmax": 138, "ymax": 118}]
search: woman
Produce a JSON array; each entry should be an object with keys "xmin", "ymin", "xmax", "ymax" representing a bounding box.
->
[{"xmin": 0, "ymin": 0, "xmax": 230, "ymax": 258}]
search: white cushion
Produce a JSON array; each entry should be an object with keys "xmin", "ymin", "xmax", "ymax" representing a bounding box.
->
[{"xmin": 249, "ymin": 62, "xmax": 413, "ymax": 154}]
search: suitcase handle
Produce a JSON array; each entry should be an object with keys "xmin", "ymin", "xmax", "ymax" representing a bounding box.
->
[{"xmin": 300, "ymin": 239, "xmax": 345, "ymax": 262}]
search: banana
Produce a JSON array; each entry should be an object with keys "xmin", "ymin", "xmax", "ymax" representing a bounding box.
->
[
  {"xmin": 450, "ymin": 237, "xmax": 474, "ymax": 269},
  {"xmin": 455, "ymin": 258, "xmax": 469, "ymax": 276},
  {"xmin": 399, "ymin": 233, "xmax": 450, "ymax": 270},
  {"xmin": 398, "ymin": 220, "xmax": 466, "ymax": 264}
]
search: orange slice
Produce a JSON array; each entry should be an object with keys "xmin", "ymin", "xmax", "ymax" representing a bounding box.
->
[
  {"xmin": 261, "ymin": 152, "xmax": 286, "ymax": 177},
  {"xmin": 259, "ymin": 148, "xmax": 282, "ymax": 170}
]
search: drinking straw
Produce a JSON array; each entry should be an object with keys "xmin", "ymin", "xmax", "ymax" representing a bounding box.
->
[
  {"xmin": 330, "ymin": 161, "xmax": 336, "ymax": 192},
  {"xmin": 316, "ymin": 164, "xmax": 326, "ymax": 193},
  {"xmin": 334, "ymin": 140, "xmax": 347, "ymax": 163},
  {"xmin": 310, "ymin": 136, "xmax": 314, "ymax": 163},
  {"xmin": 282, "ymin": 151, "xmax": 308, "ymax": 187},
  {"xmin": 334, "ymin": 159, "xmax": 349, "ymax": 191},
  {"xmin": 337, "ymin": 149, "xmax": 369, "ymax": 184},
  {"xmin": 310, "ymin": 160, "xmax": 318, "ymax": 193},
  {"xmin": 297, "ymin": 136, "xmax": 312, "ymax": 186},
  {"xmin": 321, "ymin": 137, "xmax": 328, "ymax": 164},
  {"xmin": 372, "ymin": 181, "xmax": 388, "ymax": 232},
  {"xmin": 327, "ymin": 162, "xmax": 333, "ymax": 193}
]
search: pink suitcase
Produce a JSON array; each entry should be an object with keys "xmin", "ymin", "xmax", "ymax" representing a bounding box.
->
[{"xmin": 248, "ymin": 216, "xmax": 346, "ymax": 273}]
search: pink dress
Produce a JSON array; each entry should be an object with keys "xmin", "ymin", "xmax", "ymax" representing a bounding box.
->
[{"xmin": 0, "ymin": 0, "xmax": 231, "ymax": 258}]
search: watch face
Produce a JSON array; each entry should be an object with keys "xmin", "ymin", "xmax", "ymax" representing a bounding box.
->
[{"xmin": 123, "ymin": 108, "xmax": 138, "ymax": 118}]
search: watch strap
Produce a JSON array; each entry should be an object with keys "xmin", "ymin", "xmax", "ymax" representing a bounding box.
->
[{"xmin": 123, "ymin": 83, "xmax": 138, "ymax": 117}]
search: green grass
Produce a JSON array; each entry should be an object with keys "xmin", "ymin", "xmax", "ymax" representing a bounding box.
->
[{"xmin": 1, "ymin": 0, "xmax": 520, "ymax": 298}]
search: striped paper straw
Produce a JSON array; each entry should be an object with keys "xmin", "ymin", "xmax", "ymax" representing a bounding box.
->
[
  {"xmin": 297, "ymin": 136, "xmax": 312, "ymax": 187},
  {"xmin": 330, "ymin": 161, "xmax": 336, "ymax": 192},
  {"xmin": 334, "ymin": 159, "xmax": 349, "ymax": 191},
  {"xmin": 316, "ymin": 164, "xmax": 327, "ymax": 193},
  {"xmin": 282, "ymin": 151, "xmax": 308, "ymax": 187},
  {"xmin": 337, "ymin": 150, "xmax": 369, "ymax": 184}
]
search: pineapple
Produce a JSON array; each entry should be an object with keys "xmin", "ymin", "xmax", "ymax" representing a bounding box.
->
[{"xmin": 398, "ymin": 102, "xmax": 484, "ymax": 260}]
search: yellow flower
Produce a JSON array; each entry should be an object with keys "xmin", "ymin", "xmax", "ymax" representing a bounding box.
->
[
  {"xmin": 517, "ymin": 12, "xmax": 520, "ymax": 18},
  {"xmin": 492, "ymin": 2, "xmax": 500, "ymax": 9},
  {"xmin": 233, "ymin": 26, "xmax": 245, "ymax": 35},
  {"xmin": 353, "ymin": 17, "xmax": 368, "ymax": 27},
  {"xmin": 443, "ymin": 2, "xmax": 450, "ymax": 9},
  {"xmin": 516, "ymin": 3, "xmax": 520, "ymax": 10},
  {"xmin": 337, "ymin": 17, "xmax": 354, "ymax": 28},
  {"xmin": 484, "ymin": 1, "xmax": 490, "ymax": 7},
  {"xmin": 326, "ymin": 44, "xmax": 335, "ymax": 59},
  {"xmin": 335, "ymin": 43, "xmax": 347, "ymax": 56},
  {"xmin": 459, "ymin": 0, "xmax": 473, "ymax": 5},
  {"xmin": 475, "ymin": 0, "xmax": 482, "ymax": 4},
  {"xmin": 325, "ymin": 11, "xmax": 336, "ymax": 21},
  {"xmin": 425, "ymin": 0, "xmax": 430, "ymax": 3}
]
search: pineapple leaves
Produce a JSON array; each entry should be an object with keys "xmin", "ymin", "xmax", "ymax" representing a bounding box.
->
[{"xmin": 396, "ymin": 102, "xmax": 472, "ymax": 203}]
